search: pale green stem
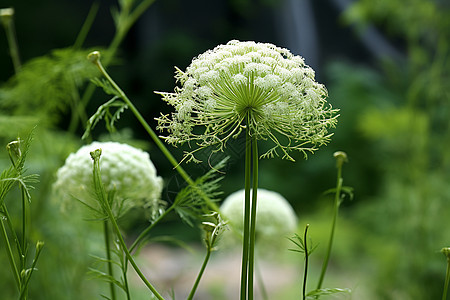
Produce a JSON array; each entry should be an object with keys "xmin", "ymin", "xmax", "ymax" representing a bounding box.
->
[
  {"xmin": 187, "ymin": 245, "xmax": 212, "ymax": 300},
  {"xmin": 247, "ymin": 135, "xmax": 258, "ymax": 300},
  {"xmin": 443, "ymin": 257, "xmax": 450, "ymax": 300},
  {"xmin": 92, "ymin": 57, "xmax": 220, "ymax": 213},
  {"xmin": 1, "ymin": 10, "xmax": 21, "ymax": 73},
  {"xmin": 103, "ymin": 220, "xmax": 116, "ymax": 300},
  {"xmin": 0, "ymin": 216, "xmax": 21, "ymax": 290},
  {"xmin": 91, "ymin": 151, "xmax": 164, "ymax": 300},
  {"xmin": 240, "ymin": 124, "xmax": 252, "ymax": 300},
  {"xmin": 316, "ymin": 163, "xmax": 343, "ymax": 293}
]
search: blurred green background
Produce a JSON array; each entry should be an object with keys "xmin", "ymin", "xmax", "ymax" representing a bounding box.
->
[{"xmin": 0, "ymin": 0, "xmax": 449, "ymax": 299}]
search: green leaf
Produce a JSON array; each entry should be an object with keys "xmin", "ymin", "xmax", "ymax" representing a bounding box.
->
[
  {"xmin": 306, "ymin": 287, "xmax": 351, "ymax": 298},
  {"xmin": 82, "ymin": 96, "xmax": 128, "ymax": 140}
]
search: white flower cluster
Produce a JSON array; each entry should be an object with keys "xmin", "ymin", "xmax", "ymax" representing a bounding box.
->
[
  {"xmin": 220, "ymin": 188, "xmax": 297, "ymax": 251},
  {"xmin": 54, "ymin": 142, "xmax": 163, "ymax": 216},
  {"xmin": 157, "ymin": 40, "xmax": 338, "ymax": 161}
]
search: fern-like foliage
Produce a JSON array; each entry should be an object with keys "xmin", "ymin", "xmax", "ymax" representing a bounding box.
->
[
  {"xmin": 0, "ymin": 131, "xmax": 39, "ymax": 207},
  {"xmin": 82, "ymin": 80, "xmax": 128, "ymax": 140},
  {"xmin": 172, "ymin": 158, "xmax": 228, "ymax": 226},
  {"xmin": 0, "ymin": 48, "xmax": 102, "ymax": 126}
]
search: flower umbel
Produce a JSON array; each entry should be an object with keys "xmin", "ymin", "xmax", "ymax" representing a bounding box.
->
[
  {"xmin": 156, "ymin": 40, "xmax": 338, "ymax": 162},
  {"xmin": 54, "ymin": 141, "xmax": 163, "ymax": 217}
]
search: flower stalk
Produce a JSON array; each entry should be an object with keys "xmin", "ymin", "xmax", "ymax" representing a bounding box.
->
[
  {"xmin": 442, "ymin": 247, "xmax": 450, "ymax": 300},
  {"xmin": 316, "ymin": 151, "xmax": 348, "ymax": 293},
  {"xmin": 90, "ymin": 149, "xmax": 164, "ymax": 300}
]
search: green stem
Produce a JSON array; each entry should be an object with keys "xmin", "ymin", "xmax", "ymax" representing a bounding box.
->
[
  {"xmin": 103, "ymin": 220, "xmax": 116, "ymax": 300},
  {"xmin": 71, "ymin": 0, "xmax": 154, "ymax": 134},
  {"xmin": 443, "ymin": 258, "xmax": 450, "ymax": 300},
  {"xmin": 20, "ymin": 186, "xmax": 27, "ymax": 271},
  {"xmin": 130, "ymin": 205, "xmax": 174, "ymax": 253},
  {"xmin": 316, "ymin": 163, "xmax": 343, "ymax": 293},
  {"xmin": 303, "ymin": 224, "xmax": 310, "ymax": 300},
  {"xmin": 1, "ymin": 9, "xmax": 22, "ymax": 73},
  {"xmin": 240, "ymin": 125, "xmax": 252, "ymax": 300},
  {"xmin": 19, "ymin": 242, "xmax": 44, "ymax": 300},
  {"xmin": 91, "ymin": 151, "xmax": 164, "ymax": 300},
  {"xmin": 0, "ymin": 216, "xmax": 21, "ymax": 290},
  {"xmin": 73, "ymin": 2, "xmax": 99, "ymax": 49},
  {"xmin": 187, "ymin": 246, "xmax": 212, "ymax": 300},
  {"xmin": 92, "ymin": 56, "xmax": 220, "ymax": 213},
  {"xmin": 247, "ymin": 135, "xmax": 258, "ymax": 300}
]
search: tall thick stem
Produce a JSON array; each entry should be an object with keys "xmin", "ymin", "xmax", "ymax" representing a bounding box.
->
[
  {"xmin": 240, "ymin": 125, "xmax": 252, "ymax": 300},
  {"xmin": 247, "ymin": 135, "xmax": 258, "ymax": 300}
]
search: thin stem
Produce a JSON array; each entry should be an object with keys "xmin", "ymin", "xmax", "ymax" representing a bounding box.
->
[
  {"xmin": 130, "ymin": 206, "xmax": 174, "ymax": 253},
  {"xmin": 73, "ymin": 2, "xmax": 99, "ymax": 49},
  {"xmin": 103, "ymin": 220, "xmax": 116, "ymax": 300},
  {"xmin": 91, "ymin": 151, "xmax": 164, "ymax": 300},
  {"xmin": 72, "ymin": 0, "xmax": 154, "ymax": 134},
  {"xmin": 303, "ymin": 224, "xmax": 310, "ymax": 300},
  {"xmin": 1, "ymin": 8, "xmax": 22, "ymax": 73},
  {"xmin": 19, "ymin": 242, "xmax": 44, "ymax": 300},
  {"xmin": 240, "ymin": 124, "xmax": 252, "ymax": 300},
  {"xmin": 443, "ymin": 258, "xmax": 450, "ymax": 300},
  {"xmin": 187, "ymin": 246, "xmax": 212, "ymax": 300},
  {"xmin": 20, "ymin": 187, "xmax": 27, "ymax": 271},
  {"xmin": 255, "ymin": 261, "xmax": 268, "ymax": 300},
  {"xmin": 247, "ymin": 135, "xmax": 258, "ymax": 300},
  {"xmin": 0, "ymin": 216, "xmax": 21, "ymax": 290},
  {"xmin": 316, "ymin": 162, "xmax": 343, "ymax": 292},
  {"xmin": 92, "ymin": 56, "xmax": 220, "ymax": 212}
]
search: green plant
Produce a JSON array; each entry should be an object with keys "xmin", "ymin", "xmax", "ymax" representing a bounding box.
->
[
  {"xmin": 155, "ymin": 40, "xmax": 339, "ymax": 300},
  {"xmin": 0, "ymin": 135, "xmax": 42, "ymax": 300}
]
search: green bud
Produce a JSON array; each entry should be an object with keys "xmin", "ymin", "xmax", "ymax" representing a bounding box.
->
[
  {"xmin": 333, "ymin": 151, "xmax": 348, "ymax": 168},
  {"xmin": 441, "ymin": 247, "xmax": 450, "ymax": 259},
  {"xmin": 87, "ymin": 51, "xmax": 101, "ymax": 64},
  {"xmin": 0, "ymin": 8, "xmax": 14, "ymax": 27}
]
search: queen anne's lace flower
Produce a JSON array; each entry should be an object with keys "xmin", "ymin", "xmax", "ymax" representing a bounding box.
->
[
  {"xmin": 54, "ymin": 142, "xmax": 163, "ymax": 216},
  {"xmin": 220, "ymin": 188, "xmax": 297, "ymax": 250},
  {"xmin": 156, "ymin": 40, "xmax": 338, "ymax": 162}
]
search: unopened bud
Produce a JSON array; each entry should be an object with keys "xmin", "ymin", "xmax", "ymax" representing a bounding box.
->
[{"xmin": 333, "ymin": 151, "xmax": 348, "ymax": 168}]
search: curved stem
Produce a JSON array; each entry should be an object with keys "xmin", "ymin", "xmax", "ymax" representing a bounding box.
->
[
  {"xmin": 240, "ymin": 124, "xmax": 252, "ymax": 300},
  {"xmin": 316, "ymin": 164, "xmax": 343, "ymax": 293},
  {"xmin": 247, "ymin": 135, "xmax": 258, "ymax": 300},
  {"xmin": 92, "ymin": 57, "xmax": 220, "ymax": 213},
  {"xmin": 91, "ymin": 151, "xmax": 164, "ymax": 300},
  {"xmin": 129, "ymin": 205, "xmax": 174, "ymax": 253},
  {"xmin": 187, "ymin": 247, "xmax": 212, "ymax": 300}
]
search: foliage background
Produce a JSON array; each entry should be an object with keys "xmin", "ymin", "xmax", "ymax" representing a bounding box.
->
[{"xmin": 0, "ymin": 0, "xmax": 449, "ymax": 299}]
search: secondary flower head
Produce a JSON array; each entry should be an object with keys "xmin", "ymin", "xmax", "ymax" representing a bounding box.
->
[
  {"xmin": 53, "ymin": 142, "xmax": 163, "ymax": 217},
  {"xmin": 156, "ymin": 40, "xmax": 338, "ymax": 162},
  {"xmin": 220, "ymin": 188, "xmax": 298, "ymax": 251}
]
